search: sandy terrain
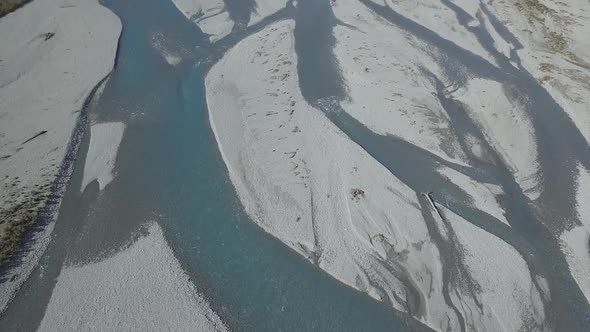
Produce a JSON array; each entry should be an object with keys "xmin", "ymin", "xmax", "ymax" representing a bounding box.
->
[
  {"xmin": 487, "ymin": 0, "xmax": 590, "ymax": 144},
  {"xmin": 560, "ymin": 164, "xmax": 590, "ymax": 303},
  {"xmin": 172, "ymin": 0, "xmax": 287, "ymax": 41},
  {"xmin": 2, "ymin": 0, "xmax": 590, "ymax": 330},
  {"xmin": 0, "ymin": 0, "xmax": 121, "ymax": 312},
  {"xmin": 80, "ymin": 122, "xmax": 125, "ymax": 192},
  {"xmin": 206, "ymin": 19, "xmax": 547, "ymax": 331},
  {"xmin": 39, "ymin": 222, "xmax": 227, "ymax": 331},
  {"xmin": 173, "ymin": 0, "xmax": 233, "ymax": 41}
]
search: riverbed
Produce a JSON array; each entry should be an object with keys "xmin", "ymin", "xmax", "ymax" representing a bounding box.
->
[
  {"xmin": 0, "ymin": 0, "xmax": 429, "ymax": 330},
  {"xmin": 2, "ymin": 0, "xmax": 590, "ymax": 331}
]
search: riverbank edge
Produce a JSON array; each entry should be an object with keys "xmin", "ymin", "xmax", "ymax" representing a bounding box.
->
[
  {"xmin": 0, "ymin": 1, "xmax": 123, "ymax": 313},
  {"xmin": 0, "ymin": 0, "xmax": 31, "ymax": 18}
]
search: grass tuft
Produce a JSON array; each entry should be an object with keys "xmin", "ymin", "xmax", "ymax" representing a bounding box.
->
[
  {"xmin": 515, "ymin": 0, "xmax": 555, "ymax": 23},
  {"xmin": 547, "ymin": 31, "xmax": 568, "ymax": 53},
  {"xmin": 0, "ymin": 192, "xmax": 45, "ymax": 264},
  {"xmin": 0, "ymin": 0, "xmax": 30, "ymax": 18}
]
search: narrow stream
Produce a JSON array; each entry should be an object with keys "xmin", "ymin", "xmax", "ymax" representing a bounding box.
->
[{"xmin": 0, "ymin": 0, "xmax": 430, "ymax": 331}]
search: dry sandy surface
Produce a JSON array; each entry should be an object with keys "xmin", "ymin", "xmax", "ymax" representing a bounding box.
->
[
  {"xmin": 38, "ymin": 221, "xmax": 227, "ymax": 331},
  {"xmin": 2, "ymin": 0, "xmax": 590, "ymax": 330},
  {"xmin": 206, "ymin": 19, "xmax": 548, "ymax": 331},
  {"xmin": 487, "ymin": 0, "xmax": 590, "ymax": 143},
  {"xmin": 202, "ymin": 0, "xmax": 590, "ymax": 330},
  {"xmin": 482, "ymin": 0, "xmax": 590, "ymax": 322},
  {"xmin": 561, "ymin": 164, "xmax": 590, "ymax": 304},
  {"xmin": 80, "ymin": 122, "xmax": 125, "ymax": 192},
  {"xmin": 0, "ymin": 0, "xmax": 121, "ymax": 312},
  {"xmin": 172, "ymin": 0, "xmax": 287, "ymax": 41}
]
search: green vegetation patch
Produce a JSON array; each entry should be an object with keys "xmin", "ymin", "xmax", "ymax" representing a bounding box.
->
[
  {"xmin": 0, "ymin": 0, "xmax": 30, "ymax": 17},
  {"xmin": 515, "ymin": 0, "xmax": 555, "ymax": 23},
  {"xmin": 514, "ymin": 0, "xmax": 574, "ymax": 57},
  {"xmin": 545, "ymin": 31, "xmax": 575, "ymax": 58},
  {"xmin": 0, "ymin": 191, "xmax": 46, "ymax": 264},
  {"xmin": 547, "ymin": 31, "xmax": 568, "ymax": 53}
]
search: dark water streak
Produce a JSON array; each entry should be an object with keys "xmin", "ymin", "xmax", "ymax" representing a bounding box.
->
[{"xmin": 291, "ymin": 0, "xmax": 590, "ymax": 330}]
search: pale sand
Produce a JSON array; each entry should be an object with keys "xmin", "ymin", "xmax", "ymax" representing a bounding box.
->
[
  {"xmin": 172, "ymin": 0, "xmax": 286, "ymax": 42},
  {"xmin": 207, "ymin": 19, "xmax": 452, "ymax": 329},
  {"xmin": 449, "ymin": 78, "xmax": 541, "ymax": 200},
  {"xmin": 333, "ymin": 0, "xmax": 469, "ymax": 166},
  {"xmin": 38, "ymin": 222, "xmax": 227, "ymax": 331},
  {"xmin": 80, "ymin": 122, "xmax": 125, "ymax": 192},
  {"xmin": 205, "ymin": 19, "xmax": 544, "ymax": 331},
  {"xmin": 380, "ymin": 0, "xmax": 499, "ymax": 67},
  {"xmin": 172, "ymin": 0, "xmax": 232, "ymax": 42},
  {"xmin": 436, "ymin": 166, "xmax": 509, "ymax": 226},
  {"xmin": 577, "ymin": 165, "xmax": 590, "ymax": 225},
  {"xmin": 0, "ymin": 0, "xmax": 121, "ymax": 312},
  {"xmin": 560, "ymin": 227, "xmax": 590, "ymax": 305},
  {"xmin": 479, "ymin": 0, "xmax": 590, "ymax": 306},
  {"xmin": 560, "ymin": 164, "xmax": 590, "ymax": 303},
  {"xmin": 444, "ymin": 206, "xmax": 546, "ymax": 331},
  {"xmin": 248, "ymin": 0, "xmax": 287, "ymax": 26},
  {"xmin": 487, "ymin": 0, "xmax": 590, "ymax": 145},
  {"xmin": 332, "ymin": 0, "xmax": 541, "ymax": 200}
]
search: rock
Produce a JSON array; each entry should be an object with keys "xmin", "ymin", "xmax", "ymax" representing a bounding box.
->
[{"xmin": 351, "ymin": 188, "xmax": 365, "ymax": 201}]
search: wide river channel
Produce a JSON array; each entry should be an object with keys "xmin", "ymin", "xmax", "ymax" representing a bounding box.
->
[{"xmin": 0, "ymin": 0, "xmax": 431, "ymax": 330}]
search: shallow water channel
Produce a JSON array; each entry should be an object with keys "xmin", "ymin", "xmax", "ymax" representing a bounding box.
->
[{"xmin": 0, "ymin": 0, "xmax": 430, "ymax": 330}]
